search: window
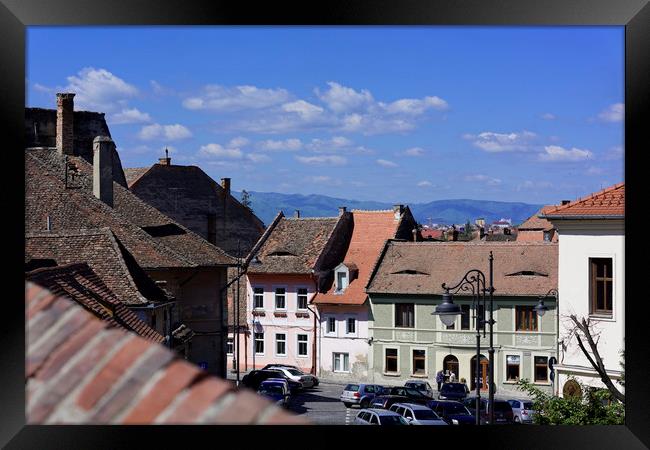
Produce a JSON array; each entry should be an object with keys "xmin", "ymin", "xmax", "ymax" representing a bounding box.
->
[
  {"xmin": 254, "ymin": 332, "xmax": 264, "ymax": 354},
  {"xmin": 460, "ymin": 304, "xmax": 471, "ymax": 330},
  {"xmin": 333, "ymin": 353, "xmax": 349, "ymax": 372},
  {"xmin": 535, "ymin": 356, "xmax": 548, "ymax": 382},
  {"xmin": 543, "ymin": 231, "xmax": 552, "ymax": 242},
  {"xmin": 395, "ymin": 303, "xmax": 414, "ymax": 328},
  {"xmin": 275, "ymin": 287, "xmax": 286, "ymax": 310},
  {"xmin": 226, "ymin": 337, "xmax": 234, "ymax": 355},
  {"xmin": 516, "ymin": 306, "xmax": 538, "ymax": 331},
  {"xmin": 385, "ymin": 348, "xmax": 398, "ymax": 373},
  {"xmin": 347, "ymin": 317, "xmax": 356, "ymax": 334},
  {"xmin": 413, "ymin": 350, "xmax": 426, "ymax": 375},
  {"xmin": 253, "ymin": 287, "xmax": 264, "ymax": 309},
  {"xmin": 336, "ymin": 271, "xmax": 347, "ymax": 292},
  {"xmin": 506, "ymin": 355, "xmax": 520, "ymax": 381},
  {"xmin": 327, "ymin": 317, "xmax": 336, "ymax": 334},
  {"xmin": 297, "ymin": 288, "xmax": 308, "ymax": 310},
  {"xmin": 590, "ymin": 258, "xmax": 613, "ymax": 316},
  {"xmin": 275, "ymin": 333, "xmax": 286, "ymax": 356},
  {"xmin": 297, "ymin": 334, "xmax": 308, "ymax": 357},
  {"xmin": 369, "ymin": 414, "xmax": 379, "ymax": 425}
]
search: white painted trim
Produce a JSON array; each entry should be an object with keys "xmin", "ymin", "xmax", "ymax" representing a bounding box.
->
[
  {"xmin": 272, "ymin": 285, "xmax": 288, "ymax": 311},
  {"xmin": 254, "ymin": 331, "xmax": 265, "ymax": 356},
  {"xmin": 410, "ymin": 345, "xmax": 428, "ymax": 377},
  {"xmin": 274, "ymin": 332, "xmax": 287, "ymax": 357},
  {"xmin": 333, "ymin": 351, "xmax": 350, "ymax": 373},
  {"xmin": 296, "ymin": 286, "xmax": 310, "ymax": 311},
  {"xmin": 252, "ymin": 286, "xmax": 265, "ymax": 310},
  {"xmin": 296, "ymin": 333, "xmax": 309, "ymax": 358}
]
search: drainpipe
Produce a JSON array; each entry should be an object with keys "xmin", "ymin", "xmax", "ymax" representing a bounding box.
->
[{"xmin": 306, "ymin": 304, "xmax": 319, "ymax": 376}]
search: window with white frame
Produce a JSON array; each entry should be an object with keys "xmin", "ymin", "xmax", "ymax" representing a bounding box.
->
[
  {"xmin": 333, "ymin": 352, "xmax": 349, "ymax": 372},
  {"xmin": 346, "ymin": 317, "xmax": 356, "ymax": 334},
  {"xmin": 327, "ymin": 317, "xmax": 336, "ymax": 334},
  {"xmin": 506, "ymin": 355, "xmax": 520, "ymax": 381},
  {"xmin": 226, "ymin": 337, "xmax": 234, "ymax": 355},
  {"xmin": 297, "ymin": 334, "xmax": 308, "ymax": 357},
  {"xmin": 412, "ymin": 349, "xmax": 426, "ymax": 375},
  {"xmin": 385, "ymin": 348, "xmax": 399, "ymax": 373},
  {"xmin": 275, "ymin": 333, "xmax": 287, "ymax": 356},
  {"xmin": 254, "ymin": 332, "xmax": 264, "ymax": 355},
  {"xmin": 336, "ymin": 271, "xmax": 348, "ymax": 292},
  {"xmin": 534, "ymin": 356, "xmax": 549, "ymax": 383},
  {"xmin": 297, "ymin": 288, "xmax": 308, "ymax": 310},
  {"xmin": 253, "ymin": 287, "xmax": 264, "ymax": 309},
  {"xmin": 275, "ymin": 287, "xmax": 286, "ymax": 310}
]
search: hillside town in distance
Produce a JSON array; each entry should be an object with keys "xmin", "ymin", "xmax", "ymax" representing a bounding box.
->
[{"xmin": 24, "ymin": 92, "xmax": 624, "ymax": 426}]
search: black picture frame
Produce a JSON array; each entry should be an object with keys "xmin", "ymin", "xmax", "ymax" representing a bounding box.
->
[{"xmin": 3, "ymin": 0, "xmax": 648, "ymax": 448}]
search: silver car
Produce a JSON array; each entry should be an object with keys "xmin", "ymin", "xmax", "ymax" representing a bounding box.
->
[
  {"xmin": 353, "ymin": 408, "xmax": 409, "ymax": 425},
  {"xmin": 272, "ymin": 367, "xmax": 315, "ymax": 388},
  {"xmin": 389, "ymin": 403, "xmax": 449, "ymax": 425},
  {"xmin": 507, "ymin": 399, "xmax": 536, "ymax": 424}
]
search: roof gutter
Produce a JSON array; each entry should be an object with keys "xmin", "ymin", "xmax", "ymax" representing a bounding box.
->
[{"xmin": 541, "ymin": 215, "xmax": 624, "ymax": 220}]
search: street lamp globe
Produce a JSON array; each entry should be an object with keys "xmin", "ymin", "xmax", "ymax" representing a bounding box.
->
[
  {"xmin": 432, "ymin": 291, "xmax": 462, "ymax": 327},
  {"xmin": 534, "ymin": 298, "xmax": 548, "ymax": 317}
]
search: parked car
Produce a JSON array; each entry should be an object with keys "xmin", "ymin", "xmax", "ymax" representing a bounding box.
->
[
  {"xmin": 405, "ymin": 380, "xmax": 435, "ymax": 398},
  {"xmin": 269, "ymin": 367, "xmax": 317, "ymax": 388},
  {"xmin": 241, "ymin": 369, "xmax": 302, "ymax": 392},
  {"xmin": 257, "ymin": 379, "xmax": 290, "ymax": 406},
  {"xmin": 353, "ymin": 408, "xmax": 409, "ymax": 425},
  {"xmin": 463, "ymin": 397, "xmax": 515, "ymax": 424},
  {"xmin": 261, "ymin": 364, "xmax": 319, "ymax": 386},
  {"xmin": 370, "ymin": 386, "xmax": 431, "ymax": 409},
  {"xmin": 507, "ymin": 399, "xmax": 536, "ymax": 424},
  {"xmin": 388, "ymin": 403, "xmax": 448, "ymax": 425},
  {"xmin": 438, "ymin": 382, "xmax": 469, "ymax": 401},
  {"xmin": 427, "ymin": 400, "xmax": 476, "ymax": 425},
  {"xmin": 340, "ymin": 383, "xmax": 385, "ymax": 408},
  {"xmin": 369, "ymin": 395, "xmax": 412, "ymax": 410}
]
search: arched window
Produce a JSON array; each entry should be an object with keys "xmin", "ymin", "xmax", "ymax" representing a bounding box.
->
[
  {"xmin": 443, "ymin": 355, "xmax": 459, "ymax": 380},
  {"xmin": 470, "ymin": 354, "xmax": 489, "ymax": 391}
]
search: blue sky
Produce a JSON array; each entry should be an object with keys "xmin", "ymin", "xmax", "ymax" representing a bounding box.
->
[{"xmin": 27, "ymin": 26, "xmax": 624, "ymax": 204}]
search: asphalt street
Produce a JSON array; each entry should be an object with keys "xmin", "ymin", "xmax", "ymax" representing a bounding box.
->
[{"xmin": 284, "ymin": 381, "xmax": 352, "ymax": 425}]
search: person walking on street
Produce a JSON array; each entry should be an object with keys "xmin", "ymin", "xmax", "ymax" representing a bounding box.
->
[{"xmin": 436, "ymin": 370, "xmax": 444, "ymax": 391}]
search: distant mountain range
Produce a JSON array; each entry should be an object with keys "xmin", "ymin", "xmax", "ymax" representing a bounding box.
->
[{"xmin": 233, "ymin": 191, "xmax": 543, "ymax": 227}]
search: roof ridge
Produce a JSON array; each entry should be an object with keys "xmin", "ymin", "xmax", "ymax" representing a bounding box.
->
[{"xmin": 545, "ymin": 182, "xmax": 624, "ymax": 214}]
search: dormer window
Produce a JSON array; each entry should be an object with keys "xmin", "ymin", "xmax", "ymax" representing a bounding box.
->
[
  {"xmin": 333, "ymin": 262, "xmax": 357, "ymax": 293},
  {"xmin": 336, "ymin": 271, "xmax": 348, "ymax": 292}
]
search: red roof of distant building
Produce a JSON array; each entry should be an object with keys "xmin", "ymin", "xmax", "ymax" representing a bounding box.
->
[
  {"xmin": 421, "ymin": 229, "xmax": 444, "ymax": 240},
  {"xmin": 543, "ymin": 183, "xmax": 624, "ymax": 218}
]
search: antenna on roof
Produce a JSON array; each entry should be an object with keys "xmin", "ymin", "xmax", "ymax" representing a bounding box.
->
[{"xmin": 165, "ymin": 147, "xmax": 169, "ymax": 159}]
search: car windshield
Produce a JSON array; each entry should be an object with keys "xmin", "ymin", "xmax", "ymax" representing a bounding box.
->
[
  {"xmin": 414, "ymin": 409, "xmax": 440, "ymax": 420},
  {"xmin": 523, "ymin": 402, "xmax": 534, "ymax": 410},
  {"xmin": 259, "ymin": 385, "xmax": 283, "ymax": 395},
  {"xmin": 380, "ymin": 415, "xmax": 408, "ymax": 425},
  {"xmin": 445, "ymin": 403, "xmax": 471, "ymax": 415},
  {"xmin": 344, "ymin": 384, "xmax": 360, "ymax": 392},
  {"xmin": 404, "ymin": 388, "xmax": 426, "ymax": 398},
  {"xmin": 441, "ymin": 384, "xmax": 466, "ymax": 393},
  {"xmin": 287, "ymin": 369, "xmax": 303, "ymax": 376},
  {"xmin": 407, "ymin": 382, "xmax": 425, "ymax": 389}
]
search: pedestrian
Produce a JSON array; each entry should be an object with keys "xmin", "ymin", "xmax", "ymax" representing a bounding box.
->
[
  {"xmin": 460, "ymin": 377, "xmax": 470, "ymax": 393},
  {"xmin": 436, "ymin": 370, "xmax": 444, "ymax": 391},
  {"xmin": 449, "ymin": 371, "xmax": 457, "ymax": 383}
]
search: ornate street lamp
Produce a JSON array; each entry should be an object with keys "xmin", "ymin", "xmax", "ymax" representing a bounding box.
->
[{"xmin": 432, "ymin": 251, "xmax": 495, "ymax": 425}]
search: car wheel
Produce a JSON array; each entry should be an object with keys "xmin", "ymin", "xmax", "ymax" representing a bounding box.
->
[{"xmin": 360, "ymin": 399, "xmax": 369, "ymax": 409}]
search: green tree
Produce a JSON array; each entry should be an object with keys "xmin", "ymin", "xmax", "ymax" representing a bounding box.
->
[{"xmin": 241, "ymin": 189, "xmax": 253, "ymax": 212}]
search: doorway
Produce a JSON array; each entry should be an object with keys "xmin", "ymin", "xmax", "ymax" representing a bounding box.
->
[{"xmin": 470, "ymin": 354, "xmax": 488, "ymax": 391}]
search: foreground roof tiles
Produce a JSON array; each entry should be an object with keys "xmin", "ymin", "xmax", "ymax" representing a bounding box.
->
[
  {"xmin": 26, "ymin": 263, "xmax": 164, "ymax": 343},
  {"xmin": 542, "ymin": 182, "xmax": 625, "ymax": 218},
  {"xmin": 26, "ymin": 282, "xmax": 308, "ymax": 425},
  {"xmin": 367, "ymin": 241, "xmax": 558, "ymax": 297}
]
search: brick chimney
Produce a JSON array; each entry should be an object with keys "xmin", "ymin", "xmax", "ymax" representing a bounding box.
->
[
  {"xmin": 56, "ymin": 93, "xmax": 75, "ymax": 156},
  {"xmin": 159, "ymin": 148, "xmax": 171, "ymax": 166},
  {"xmin": 93, "ymin": 136, "xmax": 114, "ymax": 207},
  {"xmin": 393, "ymin": 204, "xmax": 404, "ymax": 220},
  {"xmin": 338, "ymin": 206, "xmax": 347, "ymax": 216},
  {"xmin": 221, "ymin": 178, "xmax": 231, "ymax": 195},
  {"xmin": 294, "ymin": 210, "xmax": 301, "ymax": 218},
  {"xmin": 561, "ymin": 200, "xmax": 571, "ymax": 205}
]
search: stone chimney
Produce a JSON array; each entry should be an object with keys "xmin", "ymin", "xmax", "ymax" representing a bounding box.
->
[
  {"xmin": 561, "ymin": 200, "xmax": 571, "ymax": 205},
  {"xmin": 338, "ymin": 206, "xmax": 347, "ymax": 216},
  {"xmin": 56, "ymin": 93, "xmax": 75, "ymax": 156},
  {"xmin": 412, "ymin": 228, "xmax": 418, "ymax": 242},
  {"xmin": 93, "ymin": 136, "xmax": 114, "ymax": 207},
  {"xmin": 393, "ymin": 204, "xmax": 404, "ymax": 220},
  {"xmin": 159, "ymin": 148, "xmax": 171, "ymax": 166},
  {"xmin": 294, "ymin": 210, "xmax": 301, "ymax": 218},
  {"xmin": 221, "ymin": 178, "xmax": 231, "ymax": 195}
]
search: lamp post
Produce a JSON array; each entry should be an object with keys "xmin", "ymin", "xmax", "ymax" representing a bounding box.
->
[
  {"xmin": 535, "ymin": 289, "xmax": 557, "ymax": 393},
  {"xmin": 432, "ymin": 252, "xmax": 495, "ymax": 425}
]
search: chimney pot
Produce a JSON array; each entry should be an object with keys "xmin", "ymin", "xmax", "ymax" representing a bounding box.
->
[
  {"xmin": 338, "ymin": 206, "xmax": 347, "ymax": 216},
  {"xmin": 294, "ymin": 210, "xmax": 301, "ymax": 218},
  {"xmin": 56, "ymin": 93, "xmax": 75, "ymax": 156},
  {"xmin": 412, "ymin": 228, "xmax": 418, "ymax": 242},
  {"xmin": 93, "ymin": 136, "xmax": 114, "ymax": 207},
  {"xmin": 221, "ymin": 178, "xmax": 231, "ymax": 194},
  {"xmin": 561, "ymin": 200, "xmax": 571, "ymax": 205},
  {"xmin": 393, "ymin": 204, "xmax": 404, "ymax": 220},
  {"xmin": 159, "ymin": 148, "xmax": 171, "ymax": 165}
]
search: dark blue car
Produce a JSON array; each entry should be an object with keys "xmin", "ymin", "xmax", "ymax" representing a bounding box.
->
[
  {"xmin": 427, "ymin": 400, "xmax": 476, "ymax": 425},
  {"xmin": 438, "ymin": 382, "xmax": 469, "ymax": 401},
  {"xmin": 257, "ymin": 380, "xmax": 290, "ymax": 406}
]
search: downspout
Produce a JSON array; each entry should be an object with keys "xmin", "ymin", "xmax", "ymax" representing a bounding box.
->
[{"xmin": 308, "ymin": 270, "xmax": 320, "ymax": 376}]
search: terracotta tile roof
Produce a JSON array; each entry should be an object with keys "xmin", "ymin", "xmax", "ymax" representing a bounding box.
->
[
  {"xmin": 26, "ymin": 282, "xmax": 308, "ymax": 424},
  {"xmin": 123, "ymin": 167, "xmax": 151, "ymax": 188},
  {"xmin": 25, "ymin": 228, "xmax": 171, "ymax": 305},
  {"xmin": 366, "ymin": 241, "xmax": 557, "ymax": 297},
  {"xmin": 518, "ymin": 206, "xmax": 556, "ymax": 231},
  {"xmin": 421, "ymin": 229, "xmax": 444, "ymax": 240},
  {"xmin": 313, "ymin": 210, "xmax": 407, "ymax": 305},
  {"xmin": 25, "ymin": 150, "xmax": 236, "ymax": 269},
  {"xmin": 542, "ymin": 182, "xmax": 625, "ymax": 218},
  {"xmin": 26, "ymin": 263, "xmax": 165, "ymax": 343},
  {"xmin": 247, "ymin": 215, "xmax": 342, "ymax": 274}
]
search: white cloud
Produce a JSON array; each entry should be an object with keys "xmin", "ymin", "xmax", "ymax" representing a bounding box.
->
[
  {"xmin": 199, "ymin": 143, "xmax": 243, "ymax": 159},
  {"xmin": 417, "ymin": 180, "xmax": 433, "ymax": 187},
  {"xmin": 64, "ymin": 67, "xmax": 138, "ymax": 112},
  {"xmin": 402, "ymin": 147, "xmax": 425, "ymax": 156},
  {"xmin": 463, "ymin": 131, "xmax": 537, "ymax": 153},
  {"xmin": 597, "ymin": 103, "xmax": 624, "ymax": 122},
  {"xmin": 246, "ymin": 153, "xmax": 272, "ymax": 163},
  {"xmin": 315, "ymin": 81, "xmax": 374, "ymax": 113},
  {"xmin": 138, "ymin": 123, "xmax": 192, "ymax": 141},
  {"xmin": 281, "ymin": 100, "xmax": 324, "ymax": 119},
  {"xmin": 376, "ymin": 159, "xmax": 398, "ymax": 168},
  {"xmin": 539, "ymin": 145, "xmax": 593, "ymax": 162},
  {"xmin": 586, "ymin": 166, "xmax": 604, "ymax": 175},
  {"xmin": 464, "ymin": 174, "xmax": 502, "ymax": 186},
  {"xmin": 516, "ymin": 180, "xmax": 553, "ymax": 191},
  {"xmin": 257, "ymin": 138, "xmax": 303, "ymax": 152},
  {"xmin": 304, "ymin": 175, "xmax": 342, "ymax": 186},
  {"xmin": 381, "ymin": 96, "xmax": 448, "ymax": 115},
  {"xmin": 110, "ymin": 108, "xmax": 152, "ymax": 125},
  {"xmin": 541, "ymin": 113, "xmax": 556, "ymax": 120},
  {"xmin": 183, "ymin": 84, "xmax": 290, "ymax": 111},
  {"xmin": 150, "ymin": 80, "xmax": 174, "ymax": 96},
  {"xmin": 295, "ymin": 155, "xmax": 347, "ymax": 166},
  {"xmin": 306, "ymin": 136, "xmax": 352, "ymax": 152},
  {"xmin": 228, "ymin": 136, "xmax": 250, "ymax": 148}
]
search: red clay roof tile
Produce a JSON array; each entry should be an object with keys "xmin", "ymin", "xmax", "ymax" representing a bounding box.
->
[{"xmin": 542, "ymin": 183, "xmax": 624, "ymax": 218}]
